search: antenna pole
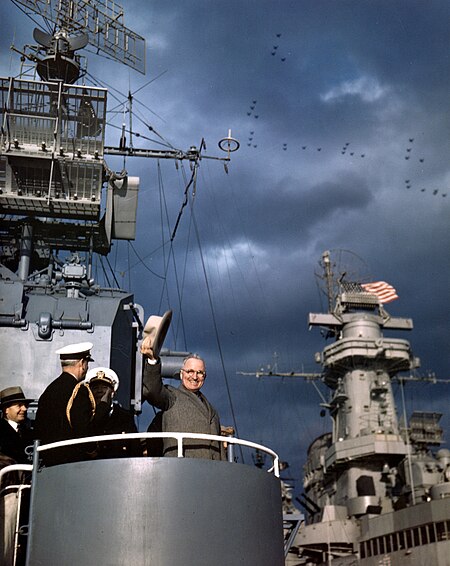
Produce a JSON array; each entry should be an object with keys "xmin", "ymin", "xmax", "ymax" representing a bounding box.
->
[
  {"xmin": 400, "ymin": 379, "xmax": 416, "ymax": 505},
  {"xmin": 322, "ymin": 250, "xmax": 334, "ymax": 312},
  {"xmin": 128, "ymin": 90, "xmax": 133, "ymax": 152}
]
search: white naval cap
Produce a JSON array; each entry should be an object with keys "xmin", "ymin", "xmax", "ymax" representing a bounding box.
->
[
  {"xmin": 56, "ymin": 342, "xmax": 94, "ymax": 361},
  {"xmin": 85, "ymin": 367, "xmax": 119, "ymax": 392}
]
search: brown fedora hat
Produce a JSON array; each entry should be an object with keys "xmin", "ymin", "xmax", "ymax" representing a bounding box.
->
[
  {"xmin": 0, "ymin": 386, "xmax": 33, "ymax": 407},
  {"xmin": 143, "ymin": 310, "xmax": 172, "ymax": 358}
]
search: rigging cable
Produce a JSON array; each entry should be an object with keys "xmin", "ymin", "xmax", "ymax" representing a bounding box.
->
[
  {"xmin": 104, "ymin": 255, "xmax": 121, "ymax": 288},
  {"xmin": 197, "ymin": 162, "xmax": 272, "ymax": 458},
  {"xmin": 85, "ymin": 72, "xmax": 162, "ymax": 154},
  {"xmin": 171, "ymin": 162, "xmax": 198, "ymax": 242},
  {"xmin": 103, "ymin": 120, "xmax": 175, "ymax": 150},
  {"xmin": 127, "ymin": 237, "xmax": 131, "ymax": 292},
  {"xmin": 188, "ymin": 193, "xmax": 244, "ymax": 461},
  {"xmin": 151, "ymin": 158, "xmax": 244, "ymax": 458},
  {"xmin": 86, "ymin": 71, "xmax": 174, "ymax": 148},
  {"xmin": 123, "ymin": 160, "xmax": 197, "ymax": 350},
  {"xmin": 158, "ymin": 160, "xmax": 169, "ymax": 307},
  {"xmin": 98, "ymin": 256, "xmax": 112, "ymax": 288},
  {"xmin": 11, "ymin": 1, "xmax": 53, "ymax": 34},
  {"xmin": 156, "ymin": 161, "xmax": 188, "ymax": 350},
  {"xmin": 106, "ymin": 153, "xmax": 242, "ymax": 456},
  {"xmin": 173, "ymin": 164, "xmax": 196, "ymax": 351},
  {"xmin": 128, "ymin": 241, "xmax": 166, "ymax": 279},
  {"xmin": 113, "ymin": 235, "xmax": 119, "ymax": 279},
  {"xmin": 107, "ymin": 70, "xmax": 169, "ymax": 125}
]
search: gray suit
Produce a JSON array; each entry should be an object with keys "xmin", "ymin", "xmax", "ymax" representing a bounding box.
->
[{"xmin": 143, "ymin": 361, "xmax": 223, "ymax": 460}]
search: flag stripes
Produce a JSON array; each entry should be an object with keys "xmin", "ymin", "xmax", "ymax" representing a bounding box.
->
[{"xmin": 361, "ymin": 281, "xmax": 398, "ymax": 304}]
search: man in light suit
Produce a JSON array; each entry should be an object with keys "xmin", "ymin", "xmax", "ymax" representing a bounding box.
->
[{"xmin": 141, "ymin": 311, "xmax": 224, "ymax": 460}]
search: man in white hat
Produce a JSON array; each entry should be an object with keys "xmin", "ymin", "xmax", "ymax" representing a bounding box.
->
[
  {"xmin": 83, "ymin": 367, "xmax": 141, "ymax": 458},
  {"xmin": 141, "ymin": 312, "xmax": 224, "ymax": 460},
  {"xmin": 34, "ymin": 342, "xmax": 112, "ymax": 465}
]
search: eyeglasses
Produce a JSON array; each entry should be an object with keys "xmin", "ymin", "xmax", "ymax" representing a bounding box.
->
[{"xmin": 181, "ymin": 369, "xmax": 206, "ymax": 379}]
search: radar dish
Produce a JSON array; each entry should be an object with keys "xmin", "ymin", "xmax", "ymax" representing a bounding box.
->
[
  {"xmin": 13, "ymin": 0, "xmax": 146, "ymax": 74},
  {"xmin": 33, "ymin": 27, "xmax": 53, "ymax": 49},
  {"xmin": 33, "ymin": 27, "xmax": 89, "ymax": 52},
  {"xmin": 32, "ymin": 26, "xmax": 90, "ymax": 82},
  {"xmin": 315, "ymin": 249, "xmax": 372, "ymax": 311}
]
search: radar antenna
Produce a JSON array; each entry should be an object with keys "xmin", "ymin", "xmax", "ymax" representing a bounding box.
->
[
  {"xmin": 315, "ymin": 249, "xmax": 371, "ymax": 313},
  {"xmin": 12, "ymin": 0, "xmax": 146, "ymax": 76}
]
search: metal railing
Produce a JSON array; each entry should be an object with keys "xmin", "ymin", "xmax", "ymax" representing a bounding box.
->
[
  {"xmin": 0, "ymin": 465, "xmax": 33, "ymax": 566},
  {"xmin": 0, "ymin": 464, "xmax": 33, "ymax": 484},
  {"xmin": 31, "ymin": 432, "xmax": 280, "ymax": 476}
]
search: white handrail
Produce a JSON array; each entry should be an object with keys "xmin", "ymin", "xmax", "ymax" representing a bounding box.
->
[
  {"xmin": 0, "ymin": 464, "xmax": 33, "ymax": 481},
  {"xmin": 36, "ymin": 433, "xmax": 280, "ymax": 477}
]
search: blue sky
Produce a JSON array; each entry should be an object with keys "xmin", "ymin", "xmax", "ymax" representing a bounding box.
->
[{"xmin": 2, "ymin": 0, "xmax": 449, "ymax": 492}]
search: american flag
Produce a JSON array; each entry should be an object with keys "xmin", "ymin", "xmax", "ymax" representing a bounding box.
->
[{"xmin": 361, "ymin": 281, "xmax": 399, "ymax": 304}]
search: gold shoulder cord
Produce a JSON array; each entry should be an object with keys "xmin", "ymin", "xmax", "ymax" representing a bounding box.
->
[{"xmin": 66, "ymin": 382, "xmax": 96, "ymax": 427}]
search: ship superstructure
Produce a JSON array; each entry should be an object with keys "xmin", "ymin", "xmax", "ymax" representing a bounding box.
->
[
  {"xmin": 0, "ymin": 0, "xmax": 148, "ymax": 409},
  {"xmin": 288, "ymin": 251, "xmax": 450, "ymax": 565}
]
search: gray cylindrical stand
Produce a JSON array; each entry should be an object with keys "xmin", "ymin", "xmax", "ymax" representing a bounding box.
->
[{"xmin": 26, "ymin": 457, "xmax": 284, "ymax": 565}]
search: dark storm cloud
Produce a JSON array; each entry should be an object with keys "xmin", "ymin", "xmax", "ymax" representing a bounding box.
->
[
  {"xmin": 120, "ymin": 0, "xmax": 450, "ymax": 147},
  {"xmin": 332, "ymin": 2, "xmax": 450, "ymax": 98},
  {"xmin": 119, "ymin": 2, "xmax": 449, "ymax": 438},
  {"xmin": 1, "ymin": 0, "xmax": 449, "ymax": 489},
  {"xmin": 187, "ymin": 167, "xmax": 374, "ymax": 253}
]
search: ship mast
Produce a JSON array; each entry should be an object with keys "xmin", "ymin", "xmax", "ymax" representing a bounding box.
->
[
  {"xmin": 0, "ymin": 0, "xmax": 238, "ymax": 410},
  {"xmin": 321, "ymin": 250, "xmax": 334, "ymax": 313}
]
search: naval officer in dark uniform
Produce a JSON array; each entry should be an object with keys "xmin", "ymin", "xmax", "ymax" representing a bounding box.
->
[
  {"xmin": 84, "ymin": 366, "xmax": 142, "ymax": 458},
  {"xmin": 34, "ymin": 342, "xmax": 112, "ymax": 465},
  {"xmin": 141, "ymin": 312, "xmax": 224, "ymax": 460}
]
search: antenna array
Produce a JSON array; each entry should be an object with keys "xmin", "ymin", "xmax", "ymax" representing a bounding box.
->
[{"xmin": 13, "ymin": 0, "xmax": 146, "ymax": 73}]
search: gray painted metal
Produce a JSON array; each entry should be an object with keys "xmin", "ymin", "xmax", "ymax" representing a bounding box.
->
[
  {"xmin": 294, "ymin": 281, "xmax": 450, "ymax": 565},
  {"xmin": 0, "ymin": 284, "xmax": 140, "ymax": 410},
  {"xmin": 26, "ymin": 458, "xmax": 285, "ymax": 565}
]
